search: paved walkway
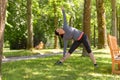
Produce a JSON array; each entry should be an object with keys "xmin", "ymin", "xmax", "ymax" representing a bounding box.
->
[
  {"xmin": 2, "ymin": 49, "xmax": 81, "ymax": 63},
  {"xmin": 2, "ymin": 52, "xmax": 62, "ymax": 63}
]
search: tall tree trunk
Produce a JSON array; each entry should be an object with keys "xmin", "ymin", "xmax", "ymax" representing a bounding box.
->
[
  {"xmin": 53, "ymin": 0, "xmax": 58, "ymax": 49},
  {"xmin": 27, "ymin": 0, "xmax": 33, "ymax": 49},
  {"xmin": 82, "ymin": 0, "xmax": 91, "ymax": 56},
  {"xmin": 96, "ymin": 0, "xmax": 107, "ymax": 49},
  {"xmin": 0, "ymin": 0, "xmax": 7, "ymax": 79},
  {"xmin": 119, "ymin": 16, "xmax": 120, "ymax": 45},
  {"xmin": 94, "ymin": 25, "xmax": 96, "ymax": 47},
  {"xmin": 117, "ymin": 15, "xmax": 120, "ymax": 44},
  {"xmin": 118, "ymin": 6, "xmax": 120, "ymax": 45},
  {"xmin": 111, "ymin": 0, "xmax": 117, "ymax": 37}
]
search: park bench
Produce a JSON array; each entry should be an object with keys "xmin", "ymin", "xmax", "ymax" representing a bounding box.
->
[{"xmin": 107, "ymin": 34, "xmax": 120, "ymax": 74}]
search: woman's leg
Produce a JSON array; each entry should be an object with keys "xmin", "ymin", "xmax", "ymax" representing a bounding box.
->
[
  {"xmin": 60, "ymin": 52, "xmax": 71, "ymax": 62},
  {"xmin": 82, "ymin": 34, "xmax": 97, "ymax": 64},
  {"xmin": 88, "ymin": 52, "xmax": 96, "ymax": 64},
  {"xmin": 60, "ymin": 41, "xmax": 81, "ymax": 63}
]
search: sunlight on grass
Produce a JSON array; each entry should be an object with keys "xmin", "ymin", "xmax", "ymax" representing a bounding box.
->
[
  {"xmin": 3, "ymin": 49, "xmax": 32, "ymax": 57},
  {"xmin": 31, "ymin": 48, "xmax": 62, "ymax": 54},
  {"xmin": 3, "ymin": 48, "xmax": 62, "ymax": 57},
  {"xmin": 93, "ymin": 48, "xmax": 111, "ymax": 59},
  {"xmin": 89, "ymin": 72, "xmax": 120, "ymax": 80},
  {"xmin": 90, "ymin": 73, "xmax": 103, "ymax": 77},
  {"xmin": 93, "ymin": 48, "xmax": 110, "ymax": 53}
]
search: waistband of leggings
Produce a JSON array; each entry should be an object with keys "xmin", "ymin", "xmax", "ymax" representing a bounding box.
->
[{"xmin": 77, "ymin": 32, "xmax": 84, "ymax": 40}]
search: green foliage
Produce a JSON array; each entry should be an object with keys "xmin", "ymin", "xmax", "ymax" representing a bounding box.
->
[
  {"xmin": 5, "ymin": 0, "xmax": 27, "ymax": 49},
  {"xmin": 4, "ymin": 0, "xmax": 120, "ymax": 49},
  {"xmin": 5, "ymin": 0, "xmax": 48, "ymax": 49}
]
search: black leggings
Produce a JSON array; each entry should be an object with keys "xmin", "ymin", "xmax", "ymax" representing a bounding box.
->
[{"xmin": 68, "ymin": 34, "xmax": 91, "ymax": 54}]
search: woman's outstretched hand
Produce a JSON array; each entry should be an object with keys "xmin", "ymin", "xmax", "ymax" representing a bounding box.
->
[{"xmin": 61, "ymin": 7, "xmax": 64, "ymax": 10}]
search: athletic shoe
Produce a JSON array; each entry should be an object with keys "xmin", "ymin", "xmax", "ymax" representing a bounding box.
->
[
  {"xmin": 94, "ymin": 64, "xmax": 98, "ymax": 68},
  {"xmin": 54, "ymin": 61, "xmax": 63, "ymax": 65}
]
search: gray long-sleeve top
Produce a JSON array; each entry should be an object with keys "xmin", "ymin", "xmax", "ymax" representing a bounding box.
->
[{"xmin": 62, "ymin": 9, "xmax": 83, "ymax": 56}]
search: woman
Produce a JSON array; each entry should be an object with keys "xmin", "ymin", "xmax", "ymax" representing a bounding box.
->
[{"xmin": 55, "ymin": 7, "xmax": 98, "ymax": 68}]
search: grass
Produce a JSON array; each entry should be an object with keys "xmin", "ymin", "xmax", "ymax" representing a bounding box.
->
[
  {"xmin": 3, "ymin": 48, "xmax": 62, "ymax": 57},
  {"xmin": 2, "ymin": 48, "xmax": 120, "ymax": 80},
  {"xmin": 3, "ymin": 48, "xmax": 33, "ymax": 57}
]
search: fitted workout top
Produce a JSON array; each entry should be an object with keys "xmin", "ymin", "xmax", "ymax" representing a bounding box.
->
[{"xmin": 62, "ymin": 9, "xmax": 83, "ymax": 56}]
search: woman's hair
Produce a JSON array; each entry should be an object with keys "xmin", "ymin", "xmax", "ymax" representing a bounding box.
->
[
  {"xmin": 55, "ymin": 30, "xmax": 63, "ymax": 38},
  {"xmin": 55, "ymin": 30, "xmax": 59, "ymax": 36}
]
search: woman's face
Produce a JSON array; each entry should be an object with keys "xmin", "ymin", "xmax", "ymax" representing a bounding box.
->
[{"xmin": 56, "ymin": 28, "xmax": 65, "ymax": 35}]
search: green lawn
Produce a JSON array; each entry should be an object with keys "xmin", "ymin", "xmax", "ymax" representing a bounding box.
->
[
  {"xmin": 2, "ymin": 48, "xmax": 120, "ymax": 80},
  {"xmin": 3, "ymin": 48, "xmax": 33, "ymax": 57}
]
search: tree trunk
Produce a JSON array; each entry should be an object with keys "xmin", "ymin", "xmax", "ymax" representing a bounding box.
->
[
  {"xmin": 53, "ymin": 0, "xmax": 58, "ymax": 49},
  {"xmin": 27, "ymin": 0, "xmax": 33, "ymax": 49},
  {"xmin": 82, "ymin": 0, "xmax": 91, "ymax": 56},
  {"xmin": 93, "ymin": 25, "xmax": 96, "ymax": 47},
  {"xmin": 111, "ymin": 0, "xmax": 117, "ymax": 37},
  {"xmin": 118, "ymin": 16, "xmax": 120, "ymax": 46},
  {"xmin": 0, "ymin": 0, "xmax": 7, "ymax": 79},
  {"xmin": 117, "ymin": 6, "xmax": 120, "ymax": 45},
  {"xmin": 96, "ymin": 0, "xmax": 107, "ymax": 49},
  {"xmin": 118, "ymin": 6, "xmax": 120, "ymax": 45}
]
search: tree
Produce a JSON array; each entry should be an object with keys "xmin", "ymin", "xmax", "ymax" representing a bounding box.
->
[
  {"xmin": 27, "ymin": 0, "xmax": 33, "ymax": 49},
  {"xmin": 96, "ymin": 0, "xmax": 107, "ymax": 48},
  {"xmin": 53, "ymin": 0, "xmax": 58, "ymax": 49},
  {"xmin": 0, "ymin": 0, "xmax": 7, "ymax": 79},
  {"xmin": 82, "ymin": 0, "xmax": 91, "ymax": 56},
  {"xmin": 118, "ymin": 5, "xmax": 120, "ymax": 45},
  {"xmin": 111, "ymin": 0, "xmax": 117, "ymax": 37}
]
